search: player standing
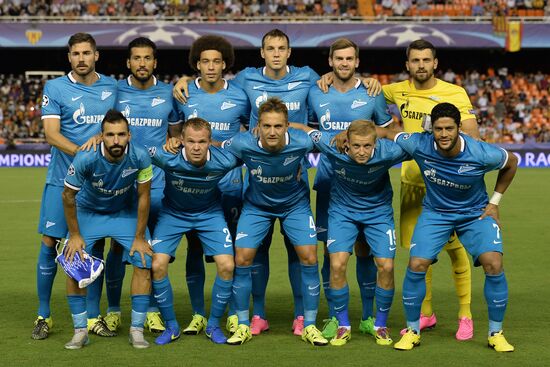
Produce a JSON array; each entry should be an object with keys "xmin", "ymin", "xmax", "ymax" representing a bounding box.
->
[
  {"xmin": 383, "ymin": 40, "xmax": 478, "ymax": 339},
  {"xmin": 387, "ymin": 102, "xmax": 517, "ymax": 352},
  {"xmin": 307, "ymin": 38, "xmax": 393, "ymax": 340},
  {"xmin": 224, "ymin": 97, "xmax": 327, "ymax": 347},
  {"xmin": 61, "ymin": 109, "xmax": 153, "ymax": 349},
  {"xmin": 34, "ymin": 33, "xmax": 117, "ymax": 340},
  {"xmin": 176, "ymin": 35, "xmax": 249, "ymax": 336}
]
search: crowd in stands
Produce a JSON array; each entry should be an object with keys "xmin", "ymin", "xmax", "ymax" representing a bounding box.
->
[
  {"xmin": 1, "ymin": 69, "xmax": 550, "ymax": 146},
  {"xmin": 1, "ymin": 0, "xmax": 548, "ymax": 18}
]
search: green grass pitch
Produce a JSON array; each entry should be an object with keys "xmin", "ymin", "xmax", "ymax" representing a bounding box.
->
[{"xmin": 1, "ymin": 167, "xmax": 549, "ymax": 366}]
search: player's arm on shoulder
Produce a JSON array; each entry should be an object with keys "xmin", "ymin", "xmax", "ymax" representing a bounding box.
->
[
  {"xmin": 81, "ymin": 133, "xmax": 102, "ymax": 152},
  {"xmin": 289, "ymin": 122, "xmax": 314, "ymax": 133},
  {"xmin": 479, "ymin": 150, "xmax": 518, "ymax": 226},
  {"xmin": 44, "ymin": 117, "xmax": 80, "ymax": 156},
  {"xmin": 172, "ymin": 75, "xmax": 195, "ymax": 103},
  {"xmin": 360, "ymin": 77, "xmax": 382, "ymax": 96},
  {"xmin": 168, "ymin": 122, "xmax": 183, "ymax": 138},
  {"xmin": 61, "ymin": 185, "xmax": 85, "ymax": 262}
]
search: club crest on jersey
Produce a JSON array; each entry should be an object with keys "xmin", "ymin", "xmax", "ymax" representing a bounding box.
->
[
  {"xmin": 101, "ymin": 91, "xmax": 113, "ymax": 101},
  {"xmin": 255, "ymin": 91, "xmax": 268, "ymax": 108},
  {"xmin": 122, "ymin": 105, "xmax": 131, "ymax": 118},
  {"xmin": 310, "ymin": 131, "xmax": 322, "ymax": 143},
  {"xmin": 152, "ymin": 97, "xmax": 165, "ymax": 107},
  {"xmin": 351, "ymin": 100, "xmax": 367, "ymax": 109},
  {"xmin": 42, "ymin": 94, "xmax": 49, "ymax": 107},
  {"xmin": 283, "ymin": 155, "xmax": 300, "ymax": 166},
  {"xmin": 458, "ymin": 165, "xmax": 476, "ymax": 174},
  {"xmin": 67, "ymin": 164, "xmax": 75, "ymax": 176},
  {"xmin": 148, "ymin": 146, "xmax": 157, "ymax": 157},
  {"xmin": 221, "ymin": 101, "xmax": 237, "ymax": 110},
  {"xmin": 288, "ymin": 81, "xmax": 302, "ymax": 90},
  {"xmin": 121, "ymin": 167, "xmax": 138, "ymax": 178}
]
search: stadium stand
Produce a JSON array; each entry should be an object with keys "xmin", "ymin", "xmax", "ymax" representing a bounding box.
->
[
  {"xmin": 1, "ymin": 70, "xmax": 549, "ymax": 145},
  {"xmin": 0, "ymin": 0, "xmax": 547, "ymax": 18}
]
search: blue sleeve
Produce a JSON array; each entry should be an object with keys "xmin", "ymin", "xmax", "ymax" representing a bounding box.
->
[
  {"xmin": 307, "ymin": 92, "xmax": 318, "ymax": 125},
  {"xmin": 481, "ymin": 142, "xmax": 508, "ymax": 172},
  {"xmin": 147, "ymin": 146, "xmax": 166, "ymax": 169},
  {"xmin": 64, "ymin": 153, "xmax": 88, "ymax": 190},
  {"xmin": 41, "ymin": 81, "xmax": 61, "ymax": 118},
  {"xmin": 307, "ymin": 130, "xmax": 334, "ymax": 156},
  {"xmin": 394, "ymin": 132, "xmax": 421, "ymax": 156},
  {"xmin": 223, "ymin": 133, "xmax": 244, "ymax": 159},
  {"xmin": 232, "ymin": 69, "xmax": 248, "ymax": 88},
  {"xmin": 308, "ymin": 67, "xmax": 321, "ymax": 84},
  {"xmin": 372, "ymin": 93, "xmax": 393, "ymax": 127},
  {"xmin": 168, "ymin": 97, "xmax": 182, "ymax": 125},
  {"xmin": 137, "ymin": 147, "xmax": 152, "ymax": 170},
  {"xmin": 390, "ymin": 142, "xmax": 412, "ymax": 164}
]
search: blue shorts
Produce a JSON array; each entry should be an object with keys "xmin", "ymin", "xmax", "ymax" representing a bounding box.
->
[
  {"xmin": 327, "ymin": 204, "xmax": 396, "ymax": 259},
  {"xmin": 235, "ymin": 199, "xmax": 317, "ymax": 249},
  {"xmin": 221, "ymin": 189, "xmax": 242, "ymax": 237},
  {"xmin": 152, "ymin": 205, "xmax": 233, "ymax": 258},
  {"xmin": 74, "ymin": 207, "xmax": 152, "ymax": 268},
  {"xmin": 37, "ymin": 184, "xmax": 68, "ymax": 238},
  {"xmin": 411, "ymin": 209, "xmax": 504, "ymax": 266}
]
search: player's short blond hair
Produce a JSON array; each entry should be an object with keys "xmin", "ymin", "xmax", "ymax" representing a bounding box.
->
[
  {"xmin": 258, "ymin": 97, "xmax": 288, "ymax": 124},
  {"xmin": 183, "ymin": 117, "xmax": 212, "ymax": 139},
  {"xmin": 347, "ymin": 119, "xmax": 377, "ymax": 140}
]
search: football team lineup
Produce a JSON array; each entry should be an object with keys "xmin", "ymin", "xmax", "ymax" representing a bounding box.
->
[{"xmin": 21, "ymin": 28, "xmax": 535, "ymax": 361}]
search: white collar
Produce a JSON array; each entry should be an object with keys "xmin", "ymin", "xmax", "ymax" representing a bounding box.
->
[
  {"xmin": 68, "ymin": 71, "xmax": 100, "ymax": 83},
  {"xmin": 127, "ymin": 75, "xmax": 157, "ymax": 87},
  {"xmin": 262, "ymin": 65, "xmax": 290, "ymax": 76},
  {"xmin": 194, "ymin": 77, "xmax": 228, "ymax": 90}
]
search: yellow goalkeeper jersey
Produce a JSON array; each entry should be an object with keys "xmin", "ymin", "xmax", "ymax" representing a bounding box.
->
[{"xmin": 383, "ymin": 79, "xmax": 475, "ymax": 186}]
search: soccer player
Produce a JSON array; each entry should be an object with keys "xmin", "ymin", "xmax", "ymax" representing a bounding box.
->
[
  {"xmin": 307, "ymin": 38, "xmax": 393, "ymax": 340},
  {"xmin": 174, "ymin": 29, "xmax": 321, "ymax": 336},
  {"xmin": 292, "ymin": 120, "xmax": 409, "ymax": 346},
  {"xmin": 387, "ymin": 102, "xmax": 517, "ymax": 352},
  {"xmin": 224, "ymin": 97, "xmax": 327, "ymax": 347},
  {"xmin": 148, "ymin": 117, "xmax": 239, "ymax": 345},
  {"xmin": 176, "ymin": 35, "xmax": 249, "ymax": 336},
  {"xmin": 383, "ymin": 40, "xmax": 479, "ymax": 339},
  {"xmin": 34, "ymin": 32, "xmax": 117, "ymax": 340},
  {"xmin": 61, "ymin": 109, "xmax": 153, "ymax": 349},
  {"xmin": 92, "ymin": 37, "xmax": 182, "ymax": 335}
]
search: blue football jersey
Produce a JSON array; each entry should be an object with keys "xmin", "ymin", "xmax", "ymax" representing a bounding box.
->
[
  {"xmin": 309, "ymin": 130, "xmax": 409, "ymax": 210},
  {"xmin": 41, "ymin": 72, "xmax": 117, "ymax": 186},
  {"xmin": 224, "ymin": 129, "xmax": 313, "ymax": 209},
  {"xmin": 117, "ymin": 76, "xmax": 181, "ymax": 190},
  {"xmin": 308, "ymin": 80, "xmax": 393, "ymax": 187},
  {"xmin": 149, "ymin": 145, "xmax": 238, "ymax": 212},
  {"xmin": 395, "ymin": 132, "xmax": 508, "ymax": 213},
  {"xmin": 233, "ymin": 66, "xmax": 320, "ymax": 129},
  {"xmin": 64, "ymin": 142, "xmax": 152, "ymax": 213},
  {"xmin": 177, "ymin": 79, "xmax": 250, "ymax": 194}
]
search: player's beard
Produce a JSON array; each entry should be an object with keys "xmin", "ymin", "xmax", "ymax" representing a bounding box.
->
[
  {"xmin": 132, "ymin": 69, "xmax": 152, "ymax": 83},
  {"xmin": 73, "ymin": 63, "xmax": 94, "ymax": 78},
  {"xmin": 334, "ymin": 67, "xmax": 355, "ymax": 82},
  {"xmin": 413, "ymin": 68, "xmax": 433, "ymax": 83},
  {"xmin": 107, "ymin": 144, "xmax": 125, "ymax": 158},
  {"xmin": 436, "ymin": 134, "xmax": 459, "ymax": 152}
]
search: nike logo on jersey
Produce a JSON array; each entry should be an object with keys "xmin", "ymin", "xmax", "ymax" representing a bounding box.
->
[
  {"xmin": 288, "ymin": 81, "xmax": 302, "ymax": 90},
  {"xmin": 72, "ymin": 96, "xmax": 83, "ymax": 101},
  {"xmin": 283, "ymin": 155, "xmax": 300, "ymax": 166},
  {"xmin": 101, "ymin": 91, "xmax": 112, "ymax": 101},
  {"xmin": 309, "ymin": 233, "xmax": 317, "ymax": 238},
  {"xmin": 308, "ymin": 284, "xmax": 320, "ymax": 290},
  {"xmin": 429, "ymin": 96, "xmax": 442, "ymax": 101},
  {"xmin": 379, "ymin": 307, "xmax": 391, "ymax": 312},
  {"xmin": 45, "ymin": 221, "xmax": 56, "ymax": 228},
  {"xmin": 206, "ymin": 173, "xmax": 223, "ymax": 181},
  {"xmin": 188, "ymin": 103, "xmax": 198, "ymax": 108},
  {"xmin": 326, "ymin": 239, "xmax": 335, "ymax": 247},
  {"xmin": 319, "ymin": 102, "xmax": 330, "ymax": 107},
  {"xmin": 402, "ymin": 296, "xmax": 416, "ymax": 300},
  {"xmin": 351, "ymin": 100, "xmax": 367, "ymax": 109},
  {"xmin": 368, "ymin": 166, "xmax": 383, "ymax": 173},
  {"xmin": 224, "ymin": 243, "xmax": 232, "ymax": 248},
  {"xmin": 410, "ymin": 243, "xmax": 416, "ymax": 249},
  {"xmin": 389, "ymin": 246, "xmax": 396, "ymax": 251},
  {"xmin": 253, "ymin": 85, "xmax": 265, "ymax": 90},
  {"xmin": 458, "ymin": 165, "xmax": 476, "ymax": 174},
  {"xmin": 493, "ymin": 240, "xmax": 502, "ymax": 245},
  {"xmin": 93, "ymin": 172, "xmax": 105, "ymax": 177},
  {"xmin": 492, "ymin": 298, "xmax": 507, "ymax": 303},
  {"xmin": 221, "ymin": 101, "xmax": 237, "ymax": 110},
  {"xmin": 151, "ymin": 97, "xmax": 166, "ymax": 107},
  {"xmin": 121, "ymin": 168, "xmax": 138, "ymax": 178},
  {"xmin": 334, "ymin": 305, "xmax": 345, "ymax": 311},
  {"xmin": 119, "ymin": 100, "xmax": 131, "ymax": 103}
]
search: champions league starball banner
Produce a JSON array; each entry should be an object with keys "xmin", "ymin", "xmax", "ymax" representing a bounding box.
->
[
  {"xmin": 2, "ymin": 146, "xmax": 549, "ymax": 168},
  {"xmin": 2, "ymin": 22, "xmax": 550, "ymax": 48}
]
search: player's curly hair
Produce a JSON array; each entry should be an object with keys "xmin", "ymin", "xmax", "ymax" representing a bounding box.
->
[
  {"xmin": 347, "ymin": 119, "xmax": 377, "ymax": 140},
  {"xmin": 258, "ymin": 97, "xmax": 288, "ymax": 124},
  {"xmin": 68, "ymin": 33, "xmax": 96, "ymax": 51},
  {"xmin": 188, "ymin": 35, "xmax": 234, "ymax": 72},
  {"xmin": 406, "ymin": 39, "xmax": 436, "ymax": 59},
  {"xmin": 183, "ymin": 117, "xmax": 212, "ymax": 139},
  {"xmin": 431, "ymin": 102, "xmax": 461, "ymax": 126},
  {"xmin": 127, "ymin": 37, "xmax": 157, "ymax": 59}
]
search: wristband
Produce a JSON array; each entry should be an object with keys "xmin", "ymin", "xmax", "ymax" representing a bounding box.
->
[{"xmin": 489, "ymin": 192, "xmax": 503, "ymax": 206}]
